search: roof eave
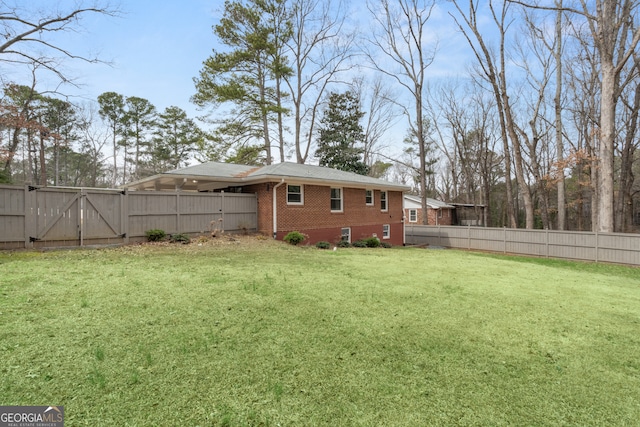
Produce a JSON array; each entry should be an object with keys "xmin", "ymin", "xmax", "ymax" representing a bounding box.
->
[
  {"xmin": 125, "ymin": 171, "xmax": 410, "ymax": 192},
  {"xmin": 252, "ymin": 174, "xmax": 410, "ymax": 191}
]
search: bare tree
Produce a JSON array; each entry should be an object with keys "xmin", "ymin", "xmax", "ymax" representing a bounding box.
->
[
  {"xmin": 351, "ymin": 75, "xmax": 400, "ymax": 168},
  {"xmin": 429, "ymin": 83, "xmax": 501, "ymax": 226},
  {"xmin": 285, "ymin": 0, "xmax": 355, "ymax": 164},
  {"xmin": 365, "ymin": 0, "xmax": 437, "ymax": 224},
  {"xmin": 0, "ymin": 1, "xmax": 119, "ymax": 86},
  {"xmin": 76, "ymin": 101, "xmax": 109, "ymax": 187},
  {"xmin": 554, "ymin": 0, "xmax": 567, "ymax": 230},
  {"xmin": 564, "ymin": 30, "xmax": 600, "ymax": 231},
  {"xmin": 509, "ymin": 0, "xmax": 640, "ymax": 232},
  {"xmin": 615, "ymin": 57, "xmax": 640, "ymax": 231},
  {"xmin": 449, "ymin": 0, "xmax": 530, "ymax": 228}
]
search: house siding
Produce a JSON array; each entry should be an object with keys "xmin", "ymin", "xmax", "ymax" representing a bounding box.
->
[{"xmin": 246, "ymin": 183, "xmax": 404, "ymax": 245}]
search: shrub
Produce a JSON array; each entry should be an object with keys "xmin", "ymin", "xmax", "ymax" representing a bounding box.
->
[
  {"xmin": 283, "ymin": 231, "xmax": 306, "ymax": 246},
  {"xmin": 352, "ymin": 240, "xmax": 367, "ymax": 248},
  {"xmin": 170, "ymin": 233, "xmax": 191, "ymax": 244},
  {"xmin": 236, "ymin": 220, "xmax": 252, "ymax": 235},
  {"xmin": 381, "ymin": 242, "xmax": 392, "ymax": 248},
  {"xmin": 364, "ymin": 237, "xmax": 381, "ymax": 248},
  {"xmin": 316, "ymin": 241, "xmax": 331, "ymax": 249},
  {"xmin": 145, "ymin": 229, "xmax": 166, "ymax": 242},
  {"xmin": 337, "ymin": 240, "xmax": 351, "ymax": 248}
]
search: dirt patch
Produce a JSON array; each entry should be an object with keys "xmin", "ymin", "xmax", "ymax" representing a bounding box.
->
[{"xmin": 134, "ymin": 233, "xmax": 281, "ymax": 250}]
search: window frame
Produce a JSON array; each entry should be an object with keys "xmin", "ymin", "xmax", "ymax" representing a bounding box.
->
[
  {"xmin": 409, "ymin": 209, "xmax": 417, "ymax": 223},
  {"xmin": 341, "ymin": 227, "xmax": 351, "ymax": 243},
  {"xmin": 330, "ymin": 187, "xmax": 343, "ymax": 212},
  {"xmin": 382, "ymin": 224, "xmax": 390, "ymax": 239},
  {"xmin": 380, "ymin": 191, "xmax": 388, "ymax": 212},
  {"xmin": 286, "ymin": 184, "xmax": 304, "ymax": 205},
  {"xmin": 365, "ymin": 189, "xmax": 374, "ymax": 206}
]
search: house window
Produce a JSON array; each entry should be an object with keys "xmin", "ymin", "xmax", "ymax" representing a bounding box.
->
[
  {"xmin": 382, "ymin": 224, "xmax": 390, "ymax": 239},
  {"xmin": 438, "ymin": 209, "xmax": 443, "ymax": 218},
  {"xmin": 365, "ymin": 189, "xmax": 374, "ymax": 205},
  {"xmin": 341, "ymin": 227, "xmax": 351, "ymax": 243},
  {"xmin": 380, "ymin": 191, "xmax": 388, "ymax": 211},
  {"xmin": 409, "ymin": 209, "xmax": 417, "ymax": 223},
  {"xmin": 331, "ymin": 188, "xmax": 343, "ymax": 212},
  {"xmin": 287, "ymin": 185, "xmax": 303, "ymax": 205}
]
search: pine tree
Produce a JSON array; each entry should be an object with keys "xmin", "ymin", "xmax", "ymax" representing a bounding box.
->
[{"xmin": 315, "ymin": 91, "xmax": 368, "ymax": 175}]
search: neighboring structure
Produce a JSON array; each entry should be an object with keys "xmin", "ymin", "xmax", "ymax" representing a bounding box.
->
[
  {"xmin": 403, "ymin": 194, "xmax": 455, "ymax": 226},
  {"xmin": 449, "ymin": 203, "xmax": 486, "ymax": 226},
  {"xmin": 125, "ymin": 162, "xmax": 409, "ymax": 245}
]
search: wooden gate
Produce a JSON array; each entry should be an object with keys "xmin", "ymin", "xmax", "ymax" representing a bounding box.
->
[
  {"xmin": 27, "ymin": 187, "xmax": 126, "ymax": 248},
  {"xmin": 1, "ymin": 185, "xmax": 257, "ymax": 249}
]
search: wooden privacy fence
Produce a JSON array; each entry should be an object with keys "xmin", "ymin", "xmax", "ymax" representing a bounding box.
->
[
  {"xmin": 0, "ymin": 185, "xmax": 257, "ymax": 250},
  {"xmin": 405, "ymin": 224, "xmax": 640, "ymax": 266}
]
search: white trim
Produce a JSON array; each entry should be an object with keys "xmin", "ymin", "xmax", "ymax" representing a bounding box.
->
[
  {"xmin": 365, "ymin": 189, "xmax": 374, "ymax": 206},
  {"xmin": 341, "ymin": 227, "xmax": 351, "ymax": 243},
  {"xmin": 380, "ymin": 190, "xmax": 388, "ymax": 212},
  {"xmin": 330, "ymin": 187, "xmax": 343, "ymax": 212},
  {"xmin": 409, "ymin": 209, "xmax": 417, "ymax": 223},
  {"xmin": 382, "ymin": 224, "xmax": 390, "ymax": 239},
  {"xmin": 286, "ymin": 184, "xmax": 304, "ymax": 205}
]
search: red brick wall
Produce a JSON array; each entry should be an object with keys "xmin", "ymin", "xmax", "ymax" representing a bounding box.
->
[
  {"xmin": 244, "ymin": 182, "xmax": 404, "ymax": 245},
  {"xmin": 404, "ymin": 207, "xmax": 453, "ymax": 226}
]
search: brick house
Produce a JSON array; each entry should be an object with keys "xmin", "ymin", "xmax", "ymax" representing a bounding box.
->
[
  {"xmin": 126, "ymin": 162, "xmax": 409, "ymax": 246},
  {"xmin": 403, "ymin": 194, "xmax": 455, "ymax": 226}
]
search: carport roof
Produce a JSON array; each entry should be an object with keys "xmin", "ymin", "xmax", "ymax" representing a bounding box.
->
[
  {"xmin": 404, "ymin": 194, "xmax": 455, "ymax": 209},
  {"xmin": 124, "ymin": 161, "xmax": 410, "ymax": 192}
]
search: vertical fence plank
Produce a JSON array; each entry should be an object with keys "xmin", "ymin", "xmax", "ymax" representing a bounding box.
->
[
  {"xmin": 404, "ymin": 225, "xmax": 640, "ymax": 266},
  {"xmin": 1, "ymin": 186, "xmax": 258, "ymax": 249}
]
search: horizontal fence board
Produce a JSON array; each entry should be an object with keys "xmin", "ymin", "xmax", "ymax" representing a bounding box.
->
[{"xmin": 405, "ymin": 225, "xmax": 640, "ymax": 266}]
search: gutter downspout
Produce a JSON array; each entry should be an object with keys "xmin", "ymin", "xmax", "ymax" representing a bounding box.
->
[{"xmin": 273, "ymin": 179, "xmax": 285, "ymax": 239}]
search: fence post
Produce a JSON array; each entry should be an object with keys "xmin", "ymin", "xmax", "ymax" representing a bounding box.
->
[
  {"xmin": 122, "ymin": 190, "xmax": 129, "ymax": 245},
  {"xmin": 503, "ymin": 227, "xmax": 507, "ymax": 254},
  {"xmin": 546, "ymin": 228, "xmax": 549, "ymax": 258},
  {"xmin": 595, "ymin": 230, "xmax": 599, "ymax": 263},
  {"xmin": 468, "ymin": 224, "xmax": 471, "ymax": 250},
  {"xmin": 79, "ymin": 188, "xmax": 85, "ymax": 246},
  {"xmin": 221, "ymin": 190, "xmax": 225, "ymax": 230},
  {"xmin": 24, "ymin": 184, "xmax": 36, "ymax": 249},
  {"xmin": 175, "ymin": 192, "xmax": 180, "ymax": 233}
]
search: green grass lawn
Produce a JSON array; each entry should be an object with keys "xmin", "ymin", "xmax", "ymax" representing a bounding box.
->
[{"xmin": 1, "ymin": 237, "xmax": 639, "ymax": 426}]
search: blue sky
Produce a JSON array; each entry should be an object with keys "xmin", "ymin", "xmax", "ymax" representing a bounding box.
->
[
  {"xmin": 32, "ymin": 0, "xmax": 473, "ymax": 114},
  {"xmin": 7, "ymin": 0, "xmax": 495, "ymax": 156},
  {"xmin": 36, "ymin": 0, "xmax": 226, "ymax": 118}
]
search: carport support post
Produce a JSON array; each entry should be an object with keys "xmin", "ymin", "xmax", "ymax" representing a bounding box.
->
[{"xmin": 273, "ymin": 179, "xmax": 285, "ymax": 239}]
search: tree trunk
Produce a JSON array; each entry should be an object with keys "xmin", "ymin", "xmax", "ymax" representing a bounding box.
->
[
  {"xmin": 554, "ymin": 1, "xmax": 565, "ymax": 230},
  {"xmin": 596, "ymin": 62, "xmax": 616, "ymax": 232},
  {"xmin": 39, "ymin": 130, "xmax": 47, "ymax": 186}
]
